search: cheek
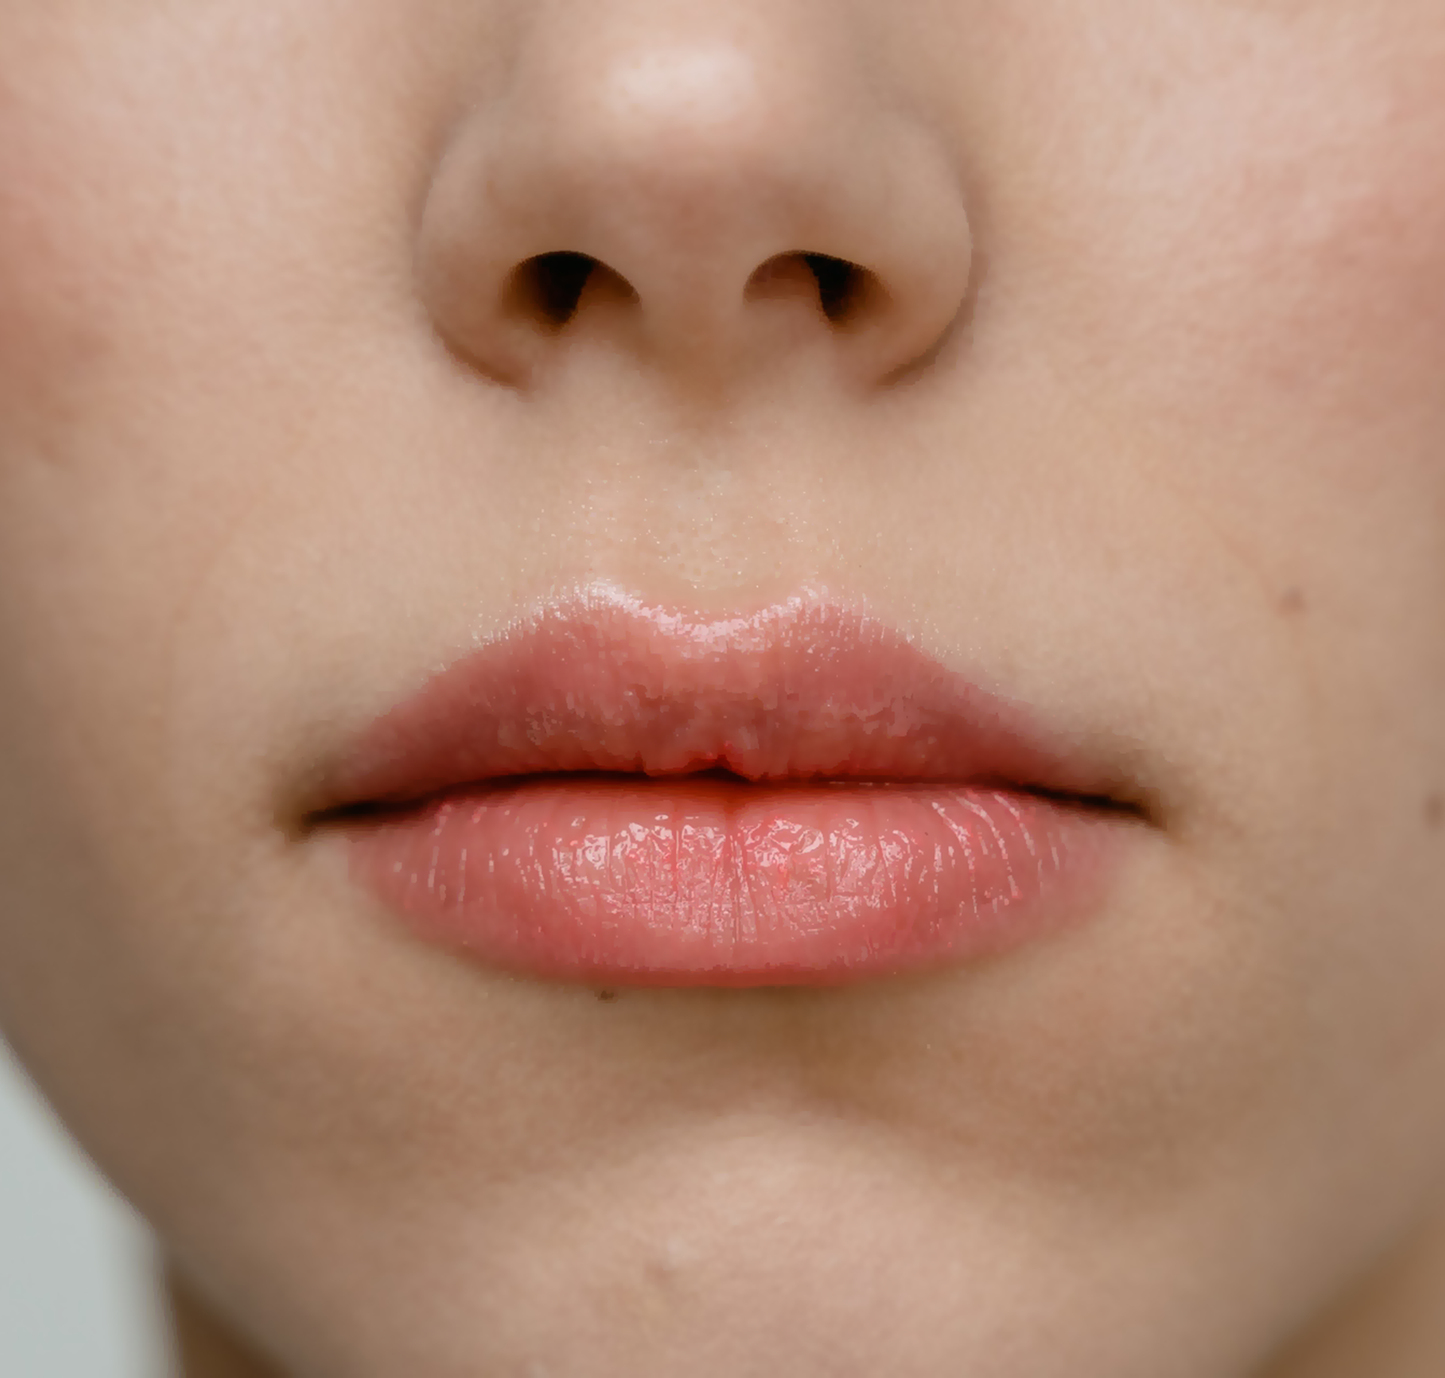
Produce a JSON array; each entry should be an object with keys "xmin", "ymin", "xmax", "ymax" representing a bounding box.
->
[
  {"xmin": 1006, "ymin": 11, "xmax": 1445, "ymax": 644},
  {"xmin": 0, "ymin": 10, "xmax": 395, "ymax": 738},
  {"xmin": 967, "ymin": 7, "xmax": 1445, "ymax": 451},
  {"xmin": 1084, "ymin": 28, "xmax": 1445, "ymax": 441},
  {"xmin": 0, "ymin": 113, "xmax": 123, "ymax": 453}
]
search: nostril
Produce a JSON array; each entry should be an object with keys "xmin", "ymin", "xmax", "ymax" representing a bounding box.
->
[
  {"xmin": 801, "ymin": 253, "xmax": 868, "ymax": 323},
  {"xmin": 747, "ymin": 252, "xmax": 875, "ymax": 326},
  {"xmin": 512, "ymin": 249, "xmax": 872, "ymax": 333},
  {"xmin": 505, "ymin": 252, "xmax": 640, "ymax": 329},
  {"xmin": 509, "ymin": 251, "xmax": 599, "ymax": 327}
]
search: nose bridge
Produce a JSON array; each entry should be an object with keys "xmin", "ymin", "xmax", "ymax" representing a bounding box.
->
[{"xmin": 417, "ymin": 0, "xmax": 973, "ymax": 392}]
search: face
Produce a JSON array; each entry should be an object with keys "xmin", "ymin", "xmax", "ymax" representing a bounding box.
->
[{"xmin": 3, "ymin": 2, "xmax": 1445, "ymax": 1374}]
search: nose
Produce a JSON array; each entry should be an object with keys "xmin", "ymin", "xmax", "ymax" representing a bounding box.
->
[{"xmin": 417, "ymin": 2, "xmax": 973, "ymax": 393}]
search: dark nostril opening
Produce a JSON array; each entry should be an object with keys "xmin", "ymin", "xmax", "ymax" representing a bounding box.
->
[
  {"xmin": 507, "ymin": 252, "xmax": 640, "ymax": 329},
  {"xmin": 802, "ymin": 253, "xmax": 866, "ymax": 323},
  {"xmin": 511, "ymin": 251, "xmax": 599, "ymax": 327},
  {"xmin": 745, "ymin": 252, "xmax": 874, "ymax": 325}
]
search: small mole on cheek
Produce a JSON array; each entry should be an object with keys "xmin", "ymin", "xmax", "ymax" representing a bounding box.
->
[
  {"xmin": 596, "ymin": 989, "xmax": 619, "ymax": 1003},
  {"xmin": 1424, "ymin": 794, "xmax": 1444, "ymax": 829},
  {"xmin": 1279, "ymin": 588, "xmax": 1308, "ymax": 617}
]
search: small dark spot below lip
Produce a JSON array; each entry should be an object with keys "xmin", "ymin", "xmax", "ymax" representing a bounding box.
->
[
  {"xmin": 1279, "ymin": 588, "xmax": 1308, "ymax": 616},
  {"xmin": 596, "ymin": 989, "xmax": 619, "ymax": 1003}
]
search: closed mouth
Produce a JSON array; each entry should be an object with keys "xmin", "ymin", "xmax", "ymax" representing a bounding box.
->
[{"xmin": 316, "ymin": 585, "xmax": 1137, "ymax": 987}]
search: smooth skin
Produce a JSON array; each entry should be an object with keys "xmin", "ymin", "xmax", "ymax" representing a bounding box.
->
[{"xmin": 3, "ymin": 2, "xmax": 1445, "ymax": 1374}]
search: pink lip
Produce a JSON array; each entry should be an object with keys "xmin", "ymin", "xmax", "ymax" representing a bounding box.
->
[{"xmin": 329, "ymin": 586, "xmax": 1122, "ymax": 987}]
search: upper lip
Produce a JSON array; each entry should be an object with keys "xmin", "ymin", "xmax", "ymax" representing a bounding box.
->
[{"xmin": 317, "ymin": 583, "xmax": 1130, "ymax": 815}]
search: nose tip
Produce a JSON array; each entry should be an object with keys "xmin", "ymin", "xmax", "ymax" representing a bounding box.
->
[{"xmin": 417, "ymin": 14, "xmax": 973, "ymax": 393}]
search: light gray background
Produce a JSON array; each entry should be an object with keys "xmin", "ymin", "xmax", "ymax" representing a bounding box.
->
[{"xmin": 0, "ymin": 1039, "xmax": 174, "ymax": 1377}]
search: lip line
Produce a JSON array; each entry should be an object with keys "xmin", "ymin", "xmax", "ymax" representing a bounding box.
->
[{"xmin": 314, "ymin": 772, "xmax": 1132, "ymax": 832}]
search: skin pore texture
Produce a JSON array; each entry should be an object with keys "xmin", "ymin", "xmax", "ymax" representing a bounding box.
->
[{"xmin": 1, "ymin": 0, "xmax": 1445, "ymax": 1374}]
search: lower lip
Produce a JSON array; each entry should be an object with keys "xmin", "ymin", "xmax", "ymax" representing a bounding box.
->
[{"xmin": 349, "ymin": 776, "xmax": 1111, "ymax": 987}]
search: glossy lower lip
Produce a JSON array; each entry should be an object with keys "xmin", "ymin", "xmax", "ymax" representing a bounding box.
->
[{"xmin": 326, "ymin": 585, "xmax": 1124, "ymax": 987}]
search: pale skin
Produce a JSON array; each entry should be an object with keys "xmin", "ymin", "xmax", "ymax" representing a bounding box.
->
[{"xmin": 2, "ymin": 2, "xmax": 1445, "ymax": 1374}]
